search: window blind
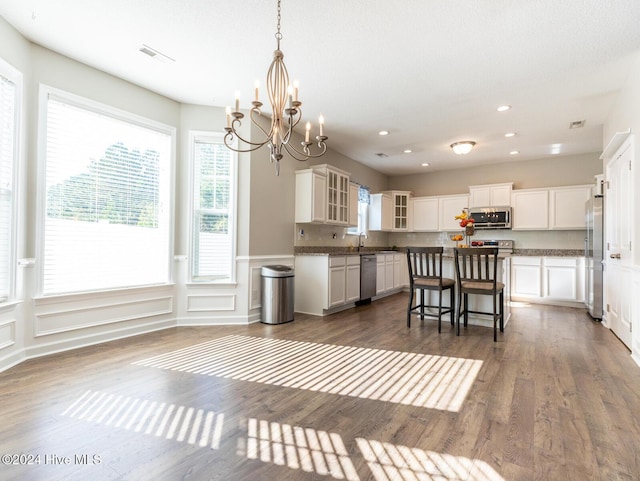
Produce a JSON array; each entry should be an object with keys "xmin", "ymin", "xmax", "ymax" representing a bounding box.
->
[
  {"xmin": 0, "ymin": 74, "xmax": 16, "ymax": 302},
  {"xmin": 191, "ymin": 134, "xmax": 235, "ymax": 281},
  {"xmin": 43, "ymin": 92, "xmax": 172, "ymax": 295}
]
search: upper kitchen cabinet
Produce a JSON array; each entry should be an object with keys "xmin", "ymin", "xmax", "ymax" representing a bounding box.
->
[
  {"xmin": 369, "ymin": 192, "xmax": 393, "ymax": 231},
  {"xmin": 325, "ymin": 165, "xmax": 350, "ymax": 225},
  {"xmin": 295, "ymin": 164, "xmax": 351, "ymax": 225},
  {"xmin": 548, "ymin": 185, "xmax": 592, "ymax": 230},
  {"xmin": 438, "ymin": 194, "xmax": 469, "ymax": 231},
  {"xmin": 370, "ymin": 191, "xmax": 412, "ymax": 231},
  {"xmin": 411, "ymin": 196, "xmax": 439, "ymax": 232},
  {"xmin": 511, "ymin": 189, "xmax": 549, "ymax": 230},
  {"xmin": 468, "ymin": 183, "xmax": 513, "ymax": 207},
  {"xmin": 295, "ymin": 169, "xmax": 326, "ymax": 223}
]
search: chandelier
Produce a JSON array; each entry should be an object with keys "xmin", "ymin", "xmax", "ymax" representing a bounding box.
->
[{"xmin": 224, "ymin": 0, "xmax": 328, "ymax": 175}]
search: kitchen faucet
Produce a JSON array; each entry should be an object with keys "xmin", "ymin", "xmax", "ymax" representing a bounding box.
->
[{"xmin": 358, "ymin": 232, "xmax": 368, "ymax": 251}]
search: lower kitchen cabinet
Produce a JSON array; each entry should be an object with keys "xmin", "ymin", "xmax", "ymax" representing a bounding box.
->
[
  {"xmin": 376, "ymin": 252, "xmax": 408, "ymax": 296},
  {"xmin": 295, "ymin": 255, "xmax": 361, "ymax": 315},
  {"xmin": 511, "ymin": 256, "xmax": 585, "ymax": 305}
]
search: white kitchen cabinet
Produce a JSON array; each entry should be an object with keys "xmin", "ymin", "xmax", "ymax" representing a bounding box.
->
[
  {"xmin": 510, "ymin": 256, "xmax": 585, "ymax": 305},
  {"xmin": 345, "ymin": 256, "xmax": 361, "ymax": 303},
  {"xmin": 326, "ymin": 167, "xmax": 350, "ymax": 225},
  {"xmin": 296, "ymin": 164, "xmax": 351, "ymax": 226},
  {"xmin": 511, "ymin": 256, "xmax": 543, "ymax": 298},
  {"xmin": 438, "ymin": 194, "xmax": 469, "ymax": 231},
  {"xmin": 548, "ymin": 185, "xmax": 592, "ymax": 230},
  {"xmin": 375, "ymin": 252, "xmax": 407, "ymax": 295},
  {"xmin": 392, "ymin": 191, "xmax": 412, "ymax": 231},
  {"xmin": 544, "ymin": 257, "xmax": 585, "ymax": 302},
  {"xmin": 295, "ymin": 169, "xmax": 326, "ymax": 223},
  {"xmin": 376, "ymin": 254, "xmax": 386, "ymax": 294},
  {"xmin": 468, "ymin": 183, "xmax": 513, "ymax": 207},
  {"xmin": 295, "ymin": 255, "xmax": 360, "ymax": 315},
  {"xmin": 370, "ymin": 191, "xmax": 411, "ymax": 231},
  {"xmin": 328, "ymin": 256, "xmax": 347, "ymax": 308},
  {"xmin": 411, "ymin": 196, "xmax": 439, "ymax": 232},
  {"xmin": 511, "ymin": 189, "xmax": 549, "ymax": 230},
  {"xmin": 385, "ymin": 255, "xmax": 394, "ymax": 291},
  {"xmin": 348, "ymin": 182, "xmax": 359, "ymax": 228},
  {"xmin": 369, "ymin": 193, "xmax": 393, "ymax": 231}
]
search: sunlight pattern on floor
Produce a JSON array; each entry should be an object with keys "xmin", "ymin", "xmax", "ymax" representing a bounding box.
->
[
  {"xmin": 237, "ymin": 418, "xmax": 360, "ymax": 481},
  {"xmin": 356, "ymin": 438, "xmax": 505, "ymax": 481},
  {"xmin": 134, "ymin": 335, "xmax": 483, "ymax": 412},
  {"xmin": 61, "ymin": 390, "xmax": 224, "ymax": 449}
]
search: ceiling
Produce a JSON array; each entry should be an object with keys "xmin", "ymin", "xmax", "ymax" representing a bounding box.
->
[{"xmin": 1, "ymin": 0, "xmax": 639, "ymax": 175}]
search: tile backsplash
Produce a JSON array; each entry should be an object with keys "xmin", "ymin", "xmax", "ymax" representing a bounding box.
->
[{"xmin": 295, "ymin": 223, "xmax": 587, "ymax": 251}]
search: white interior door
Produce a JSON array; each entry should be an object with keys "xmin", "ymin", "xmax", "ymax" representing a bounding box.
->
[{"xmin": 605, "ymin": 139, "xmax": 633, "ymax": 348}]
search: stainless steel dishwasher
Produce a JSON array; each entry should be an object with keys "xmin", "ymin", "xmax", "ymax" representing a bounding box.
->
[{"xmin": 359, "ymin": 254, "xmax": 377, "ymax": 302}]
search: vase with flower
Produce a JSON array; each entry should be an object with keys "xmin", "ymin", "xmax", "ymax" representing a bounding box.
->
[{"xmin": 454, "ymin": 209, "xmax": 475, "ymax": 246}]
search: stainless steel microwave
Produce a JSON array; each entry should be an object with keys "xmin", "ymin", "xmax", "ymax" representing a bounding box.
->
[{"xmin": 468, "ymin": 207, "xmax": 512, "ymax": 229}]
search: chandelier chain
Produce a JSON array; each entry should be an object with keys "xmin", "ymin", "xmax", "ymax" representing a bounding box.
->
[{"xmin": 275, "ymin": 0, "xmax": 282, "ymax": 45}]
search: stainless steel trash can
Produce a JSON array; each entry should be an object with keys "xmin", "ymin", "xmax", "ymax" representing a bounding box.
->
[{"xmin": 261, "ymin": 265, "xmax": 294, "ymax": 324}]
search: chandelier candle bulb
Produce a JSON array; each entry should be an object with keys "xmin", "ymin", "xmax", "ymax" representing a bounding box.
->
[
  {"xmin": 234, "ymin": 91, "xmax": 240, "ymax": 113},
  {"xmin": 254, "ymin": 81, "xmax": 259, "ymax": 102},
  {"xmin": 305, "ymin": 122, "xmax": 310, "ymax": 142},
  {"xmin": 319, "ymin": 115, "xmax": 324, "ymax": 137},
  {"xmin": 293, "ymin": 80, "xmax": 299, "ymax": 102},
  {"xmin": 225, "ymin": 106, "xmax": 231, "ymax": 128}
]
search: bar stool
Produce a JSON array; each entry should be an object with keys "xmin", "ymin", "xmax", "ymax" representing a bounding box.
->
[
  {"xmin": 454, "ymin": 247, "xmax": 505, "ymax": 342},
  {"xmin": 406, "ymin": 247, "xmax": 455, "ymax": 332}
]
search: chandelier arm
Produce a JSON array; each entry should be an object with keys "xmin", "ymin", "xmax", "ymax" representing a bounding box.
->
[
  {"xmin": 224, "ymin": 132, "xmax": 271, "ymax": 153},
  {"xmin": 283, "ymin": 138, "xmax": 328, "ymax": 160}
]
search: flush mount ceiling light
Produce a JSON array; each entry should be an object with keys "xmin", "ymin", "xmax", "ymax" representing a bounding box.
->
[
  {"xmin": 223, "ymin": 0, "xmax": 327, "ymax": 175},
  {"xmin": 450, "ymin": 141, "xmax": 476, "ymax": 155}
]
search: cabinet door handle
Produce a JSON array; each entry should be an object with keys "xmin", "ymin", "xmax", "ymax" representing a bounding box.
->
[{"xmin": 609, "ymin": 253, "xmax": 621, "ymax": 259}]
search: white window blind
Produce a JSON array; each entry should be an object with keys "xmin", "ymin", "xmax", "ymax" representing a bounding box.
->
[
  {"xmin": 0, "ymin": 72, "xmax": 17, "ymax": 303},
  {"xmin": 191, "ymin": 133, "xmax": 236, "ymax": 281},
  {"xmin": 42, "ymin": 90, "xmax": 173, "ymax": 295}
]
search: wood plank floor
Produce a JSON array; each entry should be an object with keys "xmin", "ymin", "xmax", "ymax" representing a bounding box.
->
[{"xmin": 1, "ymin": 293, "xmax": 639, "ymax": 481}]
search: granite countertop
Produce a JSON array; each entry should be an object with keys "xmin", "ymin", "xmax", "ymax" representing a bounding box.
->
[{"xmin": 294, "ymin": 246, "xmax": 585, "ymax": 257}]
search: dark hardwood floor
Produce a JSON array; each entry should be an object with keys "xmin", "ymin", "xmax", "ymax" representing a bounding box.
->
[{"xmin": 1, "ymin": 293, "xmax": 639, "ymax": 481}]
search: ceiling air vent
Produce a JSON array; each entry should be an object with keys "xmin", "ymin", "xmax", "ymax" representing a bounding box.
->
[
  {"xmin": 139, "ymin": 44, "xmax": 175, "ymax": 64},
  {"xmin": 569, "ymin": 120, "xmax": 585, "ymax": 129},
  {"xmin": 375, "ymin": 153, "xmax": 389, "ymax": 158}
]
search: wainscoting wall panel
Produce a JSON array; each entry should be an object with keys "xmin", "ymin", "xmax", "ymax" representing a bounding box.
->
[
  {"xmin": 35, "ymin": 295, "xmax": 174, "ymax": 337},
  {"xmin": 0, "ymin": 318, "xmax": 16, "ymax": 350},
  {"xmin": 186, "ymin": 294, "xmax": 236, "ymax": 312}
]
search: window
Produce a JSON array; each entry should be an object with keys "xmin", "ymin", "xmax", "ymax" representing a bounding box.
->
[
  {"xmin": 0, "ymin": 59, "xmax": 20, "ymax": 303},
  {"xmin": 39, "ymin": 86, "xmax": 174, "ymax": 295},
  {"xmin": 190, "ymin": 131, "xmax": 236, "ymax": 282},
  {"xmin": 347, "ymin": 185, "xmax": 370, "ymax": 236}
]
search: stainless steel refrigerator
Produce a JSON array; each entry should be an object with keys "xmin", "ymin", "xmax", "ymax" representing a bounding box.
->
[{"xmin": 585, "ymin": 193, "xmax": 603, "ymax": 320}]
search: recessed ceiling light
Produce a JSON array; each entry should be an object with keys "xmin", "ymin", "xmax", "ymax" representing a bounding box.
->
[
  {"xmin": 404, "ymin": 149, "xmax": 412, "ymax": 154},
  {"xmin": 421, "ymin": 163, "xmax": 430, "ymax": 167},
  {"xmin": 504, "ymin": 132, "xmax": 516, "ymax": 137},
  {"xmin": 378, "ymin": 130, "xmax": 389, "ymax": 136},
  {"xmin": 497, "ymin": 105, "xmax": 511, "ymax": 112},
  {"xmin": 509, "ymin": 150, "xmax": 519, "ymax": 155}
]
